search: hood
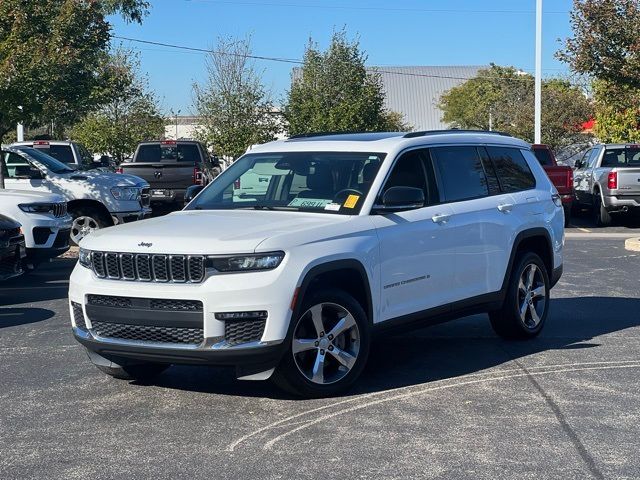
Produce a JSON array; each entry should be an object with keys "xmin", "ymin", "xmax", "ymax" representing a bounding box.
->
[
  {"xmin": 81, "ymin": 209, "xmax": 352, "ymax": 254},
  {"xmin": 0, "ymin": 189, "xmax": 65, "ymax": 203},
  {"xmin": 59, "ymin": 170, "xmax": 147, "ymax": 188}
]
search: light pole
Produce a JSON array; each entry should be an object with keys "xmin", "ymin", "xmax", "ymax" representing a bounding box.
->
[
  {"xmin": 175, "ymin": 109, "xmax": 181, "ymax": 139},
  {"xmin": 534, "ymin": 0, "xmax": 542, "ymax": 144},
  {"xmin": 16, "ymin": 105, "xmax": 24, "ymax": 142}
]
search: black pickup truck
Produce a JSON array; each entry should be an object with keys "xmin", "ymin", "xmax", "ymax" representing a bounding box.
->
[{"xmin": 118, "ymin": 140, "xmax": 220, "ymax": 208}]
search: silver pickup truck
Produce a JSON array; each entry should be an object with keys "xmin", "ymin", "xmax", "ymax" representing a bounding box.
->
[{"xmin": 574, "ymin": 144, "xmax": 640, "ymax": 226}]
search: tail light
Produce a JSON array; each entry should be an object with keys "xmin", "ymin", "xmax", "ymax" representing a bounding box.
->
[
  {"xmin": 115, "ymin": 167, "xmax": 123, "ymax": 174},
  {"xmin": 234, "ymin": 178, "xmax": 241, "ymax": 189},
  {"xmin": 608, "ymin": 171, "xmax": 618, "ymax": 189},
  {"xmin": 193, "ymin": 166, "xmax": 204, "ymax": 185},
  {"xmin": 566, "ymin": 169, "xmax": 573, "ymax": 189}
]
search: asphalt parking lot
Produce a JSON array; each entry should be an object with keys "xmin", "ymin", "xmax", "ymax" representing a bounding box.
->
[{"xmin": 1, "ymin": 224, "xmax": 639, "ymax": 479}]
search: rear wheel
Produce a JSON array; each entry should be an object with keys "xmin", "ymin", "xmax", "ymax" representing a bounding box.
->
[
  {"xmin": 273, "ymin": 289, "xmax": 370, "ymax": 398},
  {"xmin": 490, "ymin": 252, "xmax": 549, "ymax": 340},
  {"xmin": 96, "ymin": 363, "xmax": 169, "ymax": 381},
  {"xmin": 69, "ymin": 206, "xmax": 111, "ymax": 245},
  {"xmin": 593, "ymin": 193, "xmax": 612, "ymax": 227}
]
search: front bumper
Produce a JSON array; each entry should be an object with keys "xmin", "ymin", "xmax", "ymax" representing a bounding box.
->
[{"xmin": 111, "ymin": 207, "xmax": 152, "ymax": 225}]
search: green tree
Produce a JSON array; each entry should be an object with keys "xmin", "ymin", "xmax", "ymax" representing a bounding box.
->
[
  {"xmin": 439, "ymin": 65, "xmax": 593, "ymax": 149},
  {"xmin": 70, "ymin": 50, "xmax": 165, "ymax": 163},
  {"xmin": 591, "ymin": 80, "xmax": 640, "ymax": 142},
  {"xmin": 284, "ymin": 31, "xmax": 409, "ymax": 136},
  {"xmin": 0, "ymin": 0, "xmax": 149, "ymax": 138},
  {"xmin": 193, "ymin": 36, "xmax": 280, "ymax": 159},
  {"xmin": 559, "ymin": 0, "xmax": 640, "ymax": 90}
]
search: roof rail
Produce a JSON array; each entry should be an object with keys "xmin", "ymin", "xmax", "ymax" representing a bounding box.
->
[
  {"xmin": 287, "ymin": 131, "xmax": 363, "ymax": 139},
  {"xmin": 403, "ymin": 129, "xmax": 511, "ymax": 138}
]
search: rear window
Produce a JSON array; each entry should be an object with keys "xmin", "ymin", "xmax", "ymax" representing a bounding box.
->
[
  {"xmin": 602, "ymin": 147, "xmax": 640, "ymax": 167},
  {"xmin": 533, "ymin": 148, "xmax": 553, "ymax": 166},
  {"xmin": 32, "ymin": 144, "xmax": 75, "ymax": 164},
  {"xmin": 487, "ymin": 147, "xmax": 536, "ymax": 192},
  {"xmin": 136, "ymin": 143, "xmax": 202, "ymax": 163},
  {"xmin": 431, "ymin": 146, "xmax": 489, "ymax": 202}
]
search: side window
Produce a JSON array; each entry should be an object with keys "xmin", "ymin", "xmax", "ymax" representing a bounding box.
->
[
  {"xmin": 431, "ymin": 146, "xmax": 489, "ymax": 202},
  {"xmin": 3, "ymin": 152, "xmax": 30, "ymax": 178},
  {"xmin": 587, "ymin": 148, "xmax": 601, "ymax": 168},
  {"xmin": 577, "ymin": 149, "xmax": 591, "ymax": 168},
  {"xmin": 76, "ymin": 144, "xmax": 93, "ymax": 167},
  {"xmin": 486, "ymin": 147, "xmax": 536, "ymax": 193},
  {"xmin": 382, "ymin": 149, "xmax": 438, "ymax": 206},
  {"xmin": 477, "ymin": 147, "xmax": 502, "ymax": 195}
]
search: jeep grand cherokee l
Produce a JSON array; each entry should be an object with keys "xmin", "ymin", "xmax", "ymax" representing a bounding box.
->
[{"xmin": 69, "ymin": 131, "xmax": 564, "ymax": 397}]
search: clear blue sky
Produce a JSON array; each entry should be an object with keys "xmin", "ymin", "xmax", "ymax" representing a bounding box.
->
[{"xmin": 110, "ymin": 0, "xmax": 576, "ymax": 115}]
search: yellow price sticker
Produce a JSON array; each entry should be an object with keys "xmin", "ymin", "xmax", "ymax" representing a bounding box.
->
[{"xmin": 343, "ymin": 194, "xmax": 360, "ymax": 209}]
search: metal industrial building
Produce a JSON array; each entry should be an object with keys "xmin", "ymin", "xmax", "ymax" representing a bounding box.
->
[{"xmin": 369, "ymin": 65, "xmax": 487, "ymax": 130}]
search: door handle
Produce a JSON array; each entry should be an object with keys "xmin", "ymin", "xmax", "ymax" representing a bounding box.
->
[
  {"xmin": 431, "ymin": 213, "xmax": 451, "ymax": 224},
  {"xmin": 497, "ymin": 203, "xmax": 513, "ymax": 213}
]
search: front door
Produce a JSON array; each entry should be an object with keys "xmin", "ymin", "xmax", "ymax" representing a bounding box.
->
[{"xmin": 371, "ymin": 148, "xmax": 457, "ymax": 322}]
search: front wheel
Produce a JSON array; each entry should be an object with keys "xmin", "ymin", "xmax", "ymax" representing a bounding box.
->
[
  {"xmin": 490, "ymin": 252, "xmax": 550, "ymax": 340},
  {"xmin": 69, "ymin": 206, "xmax": 111, "ymax": 245},
  {"xmin": 273, "ymin": 289, "xmax": 370, "ymax": 398}
]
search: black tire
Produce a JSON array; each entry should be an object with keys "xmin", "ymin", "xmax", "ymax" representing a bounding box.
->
[
  {"xmin": 592, "ymin": 194, "xmax": 612, "ymax": 227},
  {"xmin": 69, "ymin": 205, "xmax": 111, "ymax": 246},
  {"xmin": 489, "ymin": 252, "xmax": 550, "ymax": 340},
  {"xmin": 563, "ymin": 205, "xmax": 571, "ymax": 227},
  {"xmin": 272, "ymin": 289, "xmax": 370, "ymax": 398},
  {"xmin": 96, "ymin": 363, "xmax": 169, "ymax": 381}
]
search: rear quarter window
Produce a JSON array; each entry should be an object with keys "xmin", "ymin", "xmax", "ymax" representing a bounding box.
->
[{"xmin": 487, "ymin": 147, "xmax": 536, "ymax": 192}]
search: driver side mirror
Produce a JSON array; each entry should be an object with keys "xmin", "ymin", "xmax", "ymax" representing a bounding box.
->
[
  {"xmin": 373, "ymin": 186, "xmax": 425, "ymax": 213},
  {"xmin": 184, "ymin": 184, "xmax": 205, "ymax": 205},
  {"xmin": 14, "ymin": 165, "xmax": 44, "ymax": 179}
]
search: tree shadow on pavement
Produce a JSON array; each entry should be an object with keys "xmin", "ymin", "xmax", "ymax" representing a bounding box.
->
[{"xmin": 147, "ymin": 296, "xmax": 640, "ymax": 399}]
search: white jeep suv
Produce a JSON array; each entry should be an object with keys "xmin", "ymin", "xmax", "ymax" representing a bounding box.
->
[{"xmin": 69, "ymin": 131, "xmax": 564, "ymax": 397}]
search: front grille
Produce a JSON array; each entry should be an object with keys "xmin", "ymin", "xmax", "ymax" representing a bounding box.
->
[
  {"xmin": 91, "ymin": 321, "xmax": 203, "ymax": 345},
  {"xmin": 225, "ymin": 319, "xmax": 266, "ymax": 346},
  {"xmin": 71, "ymin": 302, "xmax": 87, "ymax": 329},
  {"xmin": 53, "ymin": 203, "xmax": 67, "ymax": 218},
  {"xmin": 89, "ymin": 251, "xmax": 205, "ymax": 283},
  {"xmin": 86, "ymin": 294, "xmax": 202, "ymax": 312},
  {"xmin": 87, "ymin": 294, "xmax": 132, "ymax": 308},
  {"xmin": 52, "ymin": 229, "xmax": 70, "ymax": 248}
]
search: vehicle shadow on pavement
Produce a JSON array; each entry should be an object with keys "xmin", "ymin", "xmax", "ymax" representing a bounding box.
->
[
  {"xmin": 0, "ymin": 258, "xmax": 75, "ymax": 306},
  {"xmin": 144, "ymin": 296, "xmax": 640, "ymax": 399},
  {"xmin": 0, "ymin": 307, "xmax": 55, "ymax": 329}
]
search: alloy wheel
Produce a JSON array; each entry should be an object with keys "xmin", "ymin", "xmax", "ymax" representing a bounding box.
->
[
  {"xmin": 517, "ymin": 263, "xmax": 547, "ymax": 329},
  {"xmin": 292, "ymin": 302, "xmax": 360, "ymax": 385},
  {"xmin": 71, "ymin": 216, "xmax": 99, "ymax": 244}
]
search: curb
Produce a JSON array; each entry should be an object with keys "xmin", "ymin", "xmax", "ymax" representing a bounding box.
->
[{"xmin": 625, "ymin": 237, "xmax": 640, "ymax": 252}]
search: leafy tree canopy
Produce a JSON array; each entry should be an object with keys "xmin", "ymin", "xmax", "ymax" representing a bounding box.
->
[
  {"xmin": 439, "ymin": 65, "xmax": 593, "ymax": 150},
  {"xmin": 70, "ymin": 50, "xmax": 165, "ymax": 163},
  {"xmin": 0, "ymin": 0, "xmax": 149, "ymax": 138},
  {"xmin": 193, "ymin": 36, "xmax": 281, "ymax": 159},
  {"xmin": 284, "ymin": 30, "xmax": 409, "ymax": 136}
]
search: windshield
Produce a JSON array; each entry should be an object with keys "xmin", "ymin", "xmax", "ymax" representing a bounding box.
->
[
  {"xmin": 602, "ymin": 147, "xmax": 640, "ymax": 168},
  {"xmin": 187, "ymin": 151, "xmax": 386, "ymax": 214},
  {"xmin": 13, "ymin": 147, "xmax": 75, "ymax": 173}
]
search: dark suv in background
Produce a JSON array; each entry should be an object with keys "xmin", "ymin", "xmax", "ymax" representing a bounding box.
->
[{"xmin": 118, "ymin": 140, "xmax": 220, "ymax": 210}]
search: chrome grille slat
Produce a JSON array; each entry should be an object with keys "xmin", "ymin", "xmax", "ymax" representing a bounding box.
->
[{"xmin": 89, "ymin": 251, "xmax": 205, "ymax": 283}]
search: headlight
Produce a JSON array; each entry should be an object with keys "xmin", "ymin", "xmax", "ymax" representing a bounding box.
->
[
  {"xmin": 208, "ymin": 252, "xmax": 284, "ymax": 272},
  {"xmin": 110, "ymin": 186, "xmax": 140, "ymax": 201},
  {"xmin": 78, "ymin": 248, "xmax": 92, "ymax": 268},
  {"xmin": 18, "ymin": 203, "xmax": 54, "ymax": 214}
]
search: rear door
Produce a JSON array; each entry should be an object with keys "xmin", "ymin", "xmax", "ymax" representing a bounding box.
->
[{"xmin": 431, "ymin": 145, "xmax": 515, "ymax": 300}]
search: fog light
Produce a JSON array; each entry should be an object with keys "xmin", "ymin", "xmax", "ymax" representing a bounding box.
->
[{"xmin": 215, "ymin": 311, "xmax": 267, "ymax": 321}]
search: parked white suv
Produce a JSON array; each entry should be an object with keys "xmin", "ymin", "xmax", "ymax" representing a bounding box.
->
[
  {"xmin": 2, "ymin": 146, "xmax": 150, "ymax": 244},
  {"xmin": 69, "ymin": 131, "xmax": 564, "ymax": 397},
  {"xmin": 0, "ymin": 189, "xmax": 72, "ymax": 268}
]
